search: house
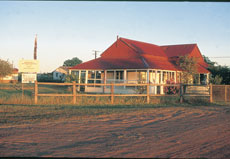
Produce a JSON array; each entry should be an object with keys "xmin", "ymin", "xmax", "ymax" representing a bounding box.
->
[
  {"xmin": 52, "ymin": 66, "xmax": 69, "ymax": 82},
  {"xmin": 37, "ymin": 73, "xmax": 53, "ymax": 82},
  {"xmin": 69, "ymin": 37, "xmax": 209, "ymax": 94},
  {"xmin": 0, "ymin": 68, "xmax": 19, "ymax": 83}
]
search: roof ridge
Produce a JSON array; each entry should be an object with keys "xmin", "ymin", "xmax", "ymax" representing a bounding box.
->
[
  {"xmin": 119, "ymin": 38, "xmax": 151, "ymax": 68},
  {"xmin": 140, "ymin": 56, "xmax": 149, "ymax": 68},
  {"xmin": 119, "ymin": 38, "xmax": 140, "ymax": 53},
  {"xmin": 119, "ymin": 37, "xmax": 168, "ymax": 58},
  {"xmin": 160, "ymin": 43, "xmax": 197, "ymax": 47},
  {"xmin": 120, "ymin": 37, "xmax": 160, "ymax": 47}
]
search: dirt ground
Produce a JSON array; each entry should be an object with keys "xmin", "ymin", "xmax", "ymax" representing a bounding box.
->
[{"xmin": 1, "ymin": 106, "xmax": 230, "ymax": 158}]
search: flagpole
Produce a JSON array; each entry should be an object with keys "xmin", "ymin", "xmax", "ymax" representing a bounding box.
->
[{"xmin": 34, "ymin": 34, "xmax": 37, "ymax": 60}]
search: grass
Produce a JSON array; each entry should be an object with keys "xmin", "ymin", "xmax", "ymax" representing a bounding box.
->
[
  {"xmin": 1, "ymin": 83, "xmax": 229, "ymax": 128},
  {"xmin": 0, "ymin": 83, "xmax": 206, "ymax": 105}
]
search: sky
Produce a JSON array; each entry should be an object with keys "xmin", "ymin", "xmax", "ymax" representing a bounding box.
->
[{"xmin": 0, "ymin": 1, "xmax": 230, "ymax": 73}]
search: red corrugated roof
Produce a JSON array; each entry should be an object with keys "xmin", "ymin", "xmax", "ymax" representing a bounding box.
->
[
  {"xmin": 161, "ymin": 44, "xmax": 209, "ymax": 70},
  {"xmin": 142, "ymin": 54, "xmax": 180, "ymax": 71},
  {"xmin": 119, "ymin": 38, "xmax": 168, "ymax": 57},
  {"xmin": 197, "ymin": 63, "xmax": 209, "ymax": 73},
  {"xmin": 70, "ymin": 37, "xmax": 209, "ymax": 73},
  {"xmin": 13, "ymin": 68, "xmax": 18, "ymax": 74},
  {"xmin": 70, "ymin": 57, "xmax": 146, "ymax": 70},
  {"xmin": 161, "ymin": 44, "xmax": 197, "ymax": 57}
]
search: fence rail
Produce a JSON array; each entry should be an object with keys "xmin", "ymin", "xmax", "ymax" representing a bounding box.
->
[
  {"xmin": 212, "ymin": 85, "xmax": 230, "ymax": 102},
  {"xmin": 2, "ymin": 82, "xmax": 229, "ymax": 105},
  {"xmin": 34, "ymin": 82, "xmax": 211, "ymax": 104}
]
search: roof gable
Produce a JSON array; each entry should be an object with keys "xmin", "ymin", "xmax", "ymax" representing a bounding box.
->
[
  {"xmin": 52, "ymin": 66, "xmax": 69, "ymax": 74},
  {"xmin": 100, "ymin": 38, "xmax": 139, "ymax": 59},
  {"xmin": 190, "ymin": 45, "xmax": 207, "ymax": 67},
  {"xmin": 161, "ymin": 44, "xmax": 208, "ymax": 68},
  {"xmin": 101, "ymin": 37, "xmax": 168, "ymax": 59},
  {"xmin": 119, "ymin": 38, "xmax": 168, "ymax": 58}
]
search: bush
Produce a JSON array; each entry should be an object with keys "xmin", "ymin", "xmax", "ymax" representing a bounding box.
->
[
  {"xmin": 0, "ymin": 59, "xmax": 13, "ymax": 79},
  {"xmin": 134, "ymin": 80, "xmax": 147, "ymax": 94},
  {"xmin": 164, "ymin": 79, "xmax": 179, "ymax": 95},
  {"xmin": 210, "ymin": 75, "xmax": 223, "ymax": 85},
  {"xmin": 65, "ymin": 74, "xmax": 78, "ymax": 83}
]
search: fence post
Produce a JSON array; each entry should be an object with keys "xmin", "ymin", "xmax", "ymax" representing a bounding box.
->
[
  {"xmin": 225, "ymin": 85, "xmax": 227, "ymax": 102},
  {"xmin": 34, "ymin": 81, "xmax": 38, "ymax": 104},
  {"xmin": 73, "ymin": 81, "xmax": 76, "ymax": 104},
  {"xmin": 111, "ymin": 83, "xmax": 114, "ymax": 104},
  {"xmin": 147, "ymin": 83, "xmax": 150, "ymax": 104},
  {"xmin": 210, "ymin": 84, "xmax": 213, "ymax": 103},
  {"xmin": 180, "ymin": 84, "xmax": 183, "ymax": 103},
  {"xmin": 21, "ymin": 83, "xmax": 24, "ymax": 100}
]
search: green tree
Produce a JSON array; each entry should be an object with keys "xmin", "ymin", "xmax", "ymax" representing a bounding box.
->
[
  {"xmin": 63, "ymin": 57, "xmax": 82, "ymax": 67},
  {"xmin": 210, "ymin": 75, "xmax": 223, "ymax": 84},
  {"xmin": 203, "ymin": 55, "xmax": 230, "ymax": 84},
  {"xmin": 65, "ymin": 74, "xmax": 78, "ymax": 83},
  {"xmin": 0, "ymin": 59, "xmax": 13, "ymax": 79},
  {"xmin": 176, "ymin": 55, "xmax": 198, "ymax": 84}
]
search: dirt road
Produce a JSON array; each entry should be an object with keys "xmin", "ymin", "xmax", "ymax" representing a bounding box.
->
[{"xmin": 1, "ymin": 106, "xmax": 230, "ymax": 158}]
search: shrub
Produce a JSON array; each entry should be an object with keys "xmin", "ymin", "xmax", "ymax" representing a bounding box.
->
[
  {"xmin": 65, "ymin": 74, "xmax": 78, "ymax": 83},
  {"xmin": 134, "ymin": 80, "xmax": 147, "ymax": 94},
  {"xmin": 164, "ymin": 79, "xmax": 179, "ymax": 95},
  {"xmin": 210, "ymin": 75, "xmax": 223, "ymax": 84}
]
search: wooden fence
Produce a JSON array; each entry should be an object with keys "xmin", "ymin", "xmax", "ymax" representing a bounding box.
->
[
  {"xmin": 212, "ymin": 85, "xmax": 230, "ymax": 102},
  {"xmin": 0, "ymin": 83, "xmax": 34, "ymax": 99},
  {"xmin": 34, "ymin": 81, "xmax": 212, "ymax": 105}
]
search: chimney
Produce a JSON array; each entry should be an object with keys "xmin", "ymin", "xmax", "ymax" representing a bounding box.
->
[
  {"xmin": 116, "ymin": 35, "xmax": 119, "ymax": 47},
  {"xmin": 34, "ymin": 34, "xmax": 37, "ymax": 60}
]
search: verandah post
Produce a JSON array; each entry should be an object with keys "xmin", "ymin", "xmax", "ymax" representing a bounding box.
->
[
  {"xmin": 34, "ymin": 81, "xmax": 38, "ymax": 104},
  {"xmin": 73, "ymin": 81, "xmax": 76, "ymax": 104},
  {"xmin": 225, "ymin": 85, "xmax": 227, "ymax": 102}
]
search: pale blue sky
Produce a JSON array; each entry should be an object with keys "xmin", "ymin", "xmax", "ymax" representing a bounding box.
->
[{"xmin": 0, "ymin": 2, "xmax": 230, "ymax": 73}]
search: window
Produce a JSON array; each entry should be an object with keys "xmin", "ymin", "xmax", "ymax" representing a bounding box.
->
[
  {"xmin": 81, "ymin": 71, "xmax": 86, "ymax": 83},
  {"xmin": 87, "ymin": 70, "xmax": 102, "ymax": 87},
  {"xmin": 96, "ymin": 71, "xmax": 101, "ymax": 79},
  {"xmin": 71, "ymin": 71, "xmax": 79, "ymax": 82},
  {"xmin": 163, "ymin": 72, "xmax": 166, "ymax": 82},
  {"xmin": 167, "ymin": 72, "xmax": 170, "ymax": 80},
  {"xmin": 157, "ymin": 71, "xmax": 161, "ymax": 83},
  {"xmin": 137, "ymin": 70, "xmax": 146, "ymax": 82},
  {"xmin": 149, "ymin": 70, "xmax": 156, "ymax": 83},
  {"xmin": 56, "ymin": 72, "xmax": 58, "ymax": 77},
  {"xmin": 140, "ymin": 72, "xmax": 146, "ymax": 81},
  {"xmin": 88, "ymin": 71, "xmax": 95, "ymax": 79},
  {"xmin": 107, "ymin": 71, "xmax": 114, "ymax": 80},
  {"xmin": 172, "ymin": 72, "xmax": 175, "ymax": 81}
]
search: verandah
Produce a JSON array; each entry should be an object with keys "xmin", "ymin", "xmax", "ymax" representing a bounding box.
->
[
  {"xmin": 69, "ymin": 69, "xmax": 179, "ymax": 94},
  {"xmin": 69, "ymin": 69, "xmax": 178, "ymax": 84}
]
